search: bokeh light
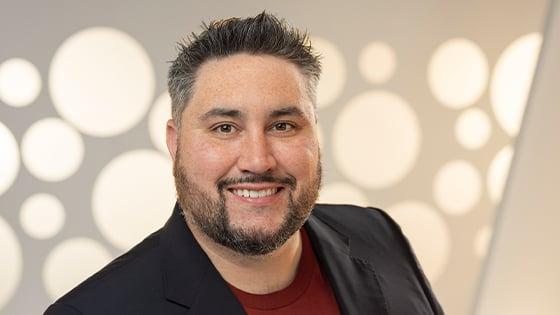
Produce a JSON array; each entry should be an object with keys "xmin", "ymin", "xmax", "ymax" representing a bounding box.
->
[
  {"xmin": 428, "ymin": 38, "xmax": 488, "ymax": 109},
  {"xmin": 92, "ymin": 150, "xmax": 175, "ymax": 250},
  {"xmin": 434, "ymin": 160, "xmax": 482, "ymax": 215},
  {"xmin": 21, "ymin": 118, "xmax": 84, "ymax": 182},
  {"xmin": 333, "ymin": 90, "xmax": 420, "ymax": 188},
  {"xmin": 388, "ymin": 201, "xmax": 451, "ymax": 282},
  {"xmin": 20, "ymin": 193, "xmax": 65, "ymax": 239},
  {"xmin": 487, "ymin": 146, "xmax": 514, "ymax": 203},
  {"xmin": 0, "ymin": 58, "xmax": 42, "ymax": 107},
  {"xmin": 311, "ymin": 37, "xmax": 346, "ymax": 108},
  {"xmin": 43, "ymin": 238, "xmax": 111, "ymax": 300},
  {"xmin": 0, "ymin": 216, "xmax": 22, "ymax": 309},
  {"xmin": 474, "ymin": 225, "xmax": 493, "ymax": 259},
  {"xmin": 49, "ymin": 27, "xmax": 155, "ymax": 137},
  {"xmin": 491, "ymin": 33, "xmax": 542, "ymax": 136},
  {"xmin": 0, "ymin": 121, "xmax": 20, "ymax": 196},
  {"xmin": 319, "ymin": 182, "xmax": 369, "ymax": 207},
  {"xmin": 358, "ymin": 41, "xmax": 397, "ymax": 84},
  {"xmin": 149, "ymin": 92, "xmax": 172, "ymax": 154},
  {"xmin": 455, "ymin": 108, "xmax": 492, "ymax": 150}
]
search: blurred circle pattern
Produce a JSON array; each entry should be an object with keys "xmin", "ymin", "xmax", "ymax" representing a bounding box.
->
[
  {"xmin": 0, "ymin": 58, "xmax": 41, "ymax": 107},
  {"xmin": 49, "ymin": 27, "xmax": 155, "ymax": 137}
]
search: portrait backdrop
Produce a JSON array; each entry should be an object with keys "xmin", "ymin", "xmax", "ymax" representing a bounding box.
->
[{"xmin": 0, "ymin": 0, "xmax": 548, "ymax": 314}]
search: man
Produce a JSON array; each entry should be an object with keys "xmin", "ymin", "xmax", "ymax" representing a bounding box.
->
[{"xmin": 45, "ymin": 12, "xmax": 443, "ymax": 315}]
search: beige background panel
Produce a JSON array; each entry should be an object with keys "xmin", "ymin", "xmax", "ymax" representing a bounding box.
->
[{"xmin": 475, "ymin": 1, "xmax": 560, "ymax": 313}]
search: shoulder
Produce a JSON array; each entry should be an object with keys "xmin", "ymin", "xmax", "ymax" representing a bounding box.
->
[
  {"xmin": 45, "ymin": 230, "xmax": 168, "ymax": 314},
  {"xmin": 312, "ymin": 203, "xmax": 393, "ymax": 224},
  {"xmin": 310, "ymin": 203, "xmax": 444, "ymax": 314},
  {"xmin": 310, "ymin": 203, "xmax": 415, "ymax": 272},
  {"xmin": 311, "ymin": 203, "xmax": 402, "ymax": 241}
]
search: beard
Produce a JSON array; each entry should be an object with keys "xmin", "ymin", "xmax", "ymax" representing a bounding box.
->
[{"xmin": 173, "ymin": 148, "xmax": 322, "ymax": 256}]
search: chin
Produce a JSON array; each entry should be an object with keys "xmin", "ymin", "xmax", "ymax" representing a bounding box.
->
[{"xmin": 230, "ymin": 217, "xmax": 286, "ymax": 235}]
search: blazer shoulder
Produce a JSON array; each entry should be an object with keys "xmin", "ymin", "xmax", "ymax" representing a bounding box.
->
[
  {"xmin": 44, "ymin": 302, "xmax": 83, "ymax": 315},
  {"xmin": 312, "ymin": 203, "xmax": 445, "ymax": 314},
  {"xmin": 311, "ymin": 203, "xmax": 419, "ymax": 270},
  {"xmin": 312, "ymin": 203, "xmax": 401, "ymax": 240}
]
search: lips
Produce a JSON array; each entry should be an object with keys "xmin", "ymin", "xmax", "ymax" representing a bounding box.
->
[
  {"xmin": 219, "ymin": 175, "xmax": 294, "ymax": 205},
  {"xmin": 226, "ymin": 183, "xmax": 285, "ymax": 203},
  {"xmin": 230, "ymin": 188, "xmax": 279, "ymax": 199}
]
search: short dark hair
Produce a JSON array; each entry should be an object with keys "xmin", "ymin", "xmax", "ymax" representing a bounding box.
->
[{"xmin": 167, "ymin": 11, "xmax": 322, "ymax": 126}]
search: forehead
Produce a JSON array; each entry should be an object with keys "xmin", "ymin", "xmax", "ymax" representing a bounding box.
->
[{"xmin": 185, "ymin": 53, "xmax": 313, "ymax": 117}]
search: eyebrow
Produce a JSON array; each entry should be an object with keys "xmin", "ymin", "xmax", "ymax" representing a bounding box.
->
[
  {"xmin": 199, "ymin": 108, "xmax": 244, "ymax": 122},
  {"xmin": 198, "ymin": 105, "xmax": 307, "ymax": 122},
  {"xmin": 268, "ymin": 106, "xmax": 307, "ymax": 119}
]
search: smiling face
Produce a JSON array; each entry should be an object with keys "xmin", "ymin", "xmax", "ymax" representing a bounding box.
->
[{"xmin": 167, "ymin": 53, "xmax": 321, "ymax": 256}]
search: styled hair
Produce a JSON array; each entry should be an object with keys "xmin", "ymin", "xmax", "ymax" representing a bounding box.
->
[{"xmin": 167, "ymin": 11, "xmax": 322, "ymax": 126}]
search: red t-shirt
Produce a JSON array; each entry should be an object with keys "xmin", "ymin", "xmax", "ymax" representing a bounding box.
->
[{"xmin": 227, "ymin": 228, "xmax": 341, "ymax": 315}]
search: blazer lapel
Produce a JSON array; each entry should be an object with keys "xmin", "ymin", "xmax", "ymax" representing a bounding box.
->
[
  {"xmin": 160, "ymin": 203, "xmax": 245, "ymax": 315},
  {"xmin": 306, "ymin": 215, "xmax": 390, "ymax": 315}
]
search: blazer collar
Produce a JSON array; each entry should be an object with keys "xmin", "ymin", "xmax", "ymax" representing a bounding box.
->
[
  {"xmin": 305, "ymin": 213, "xmax": 390, "ymax": 315},
  {"xmin": 160, "ymin": 203, "xmax": 245, "ymax": 314}
]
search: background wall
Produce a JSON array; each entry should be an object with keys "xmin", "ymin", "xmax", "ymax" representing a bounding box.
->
[
  {"xmin": 0, "ymin": 1, "xmax": 548, "ymax": 314},
  {"xmin": 475, "ymin": 1, "xmax": 560, "ymax": 313}
]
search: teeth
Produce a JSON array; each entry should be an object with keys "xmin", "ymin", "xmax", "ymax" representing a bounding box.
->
[{"xmin": 232, "ymin": 188, "xmax": 278, "ymax": 199}]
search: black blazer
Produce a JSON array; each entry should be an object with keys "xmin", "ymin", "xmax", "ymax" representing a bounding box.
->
[{"xmin": 45, "ymin": 203, "xmax": 444, "ymax": 314}]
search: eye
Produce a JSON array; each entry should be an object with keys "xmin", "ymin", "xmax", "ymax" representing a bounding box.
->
[
  {"xmin": 272, "ymin": 122, "xmax": 295, "ymax": 132},
  {"xmin": 212, "ymin": 123, "xmax": 237, "ymax": 134}
]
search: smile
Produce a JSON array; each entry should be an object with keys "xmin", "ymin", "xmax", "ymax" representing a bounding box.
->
[{"xmin": 230, "ymin": 188, "xmax": 279, "ymax": 199}]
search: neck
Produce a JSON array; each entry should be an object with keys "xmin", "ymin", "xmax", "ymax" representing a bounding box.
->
[{"xmin": 186, "ymin": 219, "xmax": 303, "ymax": 294}]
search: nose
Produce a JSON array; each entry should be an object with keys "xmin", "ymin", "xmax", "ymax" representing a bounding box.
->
[{"xmin": 236, "ymin": 131, "xmax": 277, "ymax": 174}]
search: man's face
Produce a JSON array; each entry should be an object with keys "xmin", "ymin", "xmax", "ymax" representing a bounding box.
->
[{"xmin": 168, "ymin": 53, "xmax": 321, "ymax": 256}]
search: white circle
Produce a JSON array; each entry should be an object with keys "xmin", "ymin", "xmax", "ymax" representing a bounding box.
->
[
  {"xmin": 21, "ymin": 118, "xmax": 84, "ymax": 182},
  {"xmin": 474, "ymin": 225, "xmax": 492, "ymax": 258},
  {"xmin": 0, "ymin": 216, "xmax": 22, "ymax": 310},
  {"xmin": 149, "ymin": 92, "xmax": 172, "ymax": 154},
  {"xmin": 0, "ymin": 58, "xmax": 42, "ymax": 107},
  {"xmin": 387, "ymin": 201, "xmax": 450, "ymax": 282},
  {"xmin": 454, "ymin": 108, "xmax": 492, "ymax": 150},
  {"xmin": 487, "ymin": 146, "xmax": 514, "ymax": 203},
  {"xmin": 49, "ymin": 27, "xmax": 155, "ymax": 137},
  {"xmin": 428, "ymin": 38, "xmax": 489, "ymax": 109},
  {"xmin": 20, "ymin": 193, "xmax": 65, "ymax": 239},
  {"xmin": 433, "ymin": 160, "xmax": 482, "ymax": 215},
  {"xmin": 43, "ymin": 238, "xmax": 111, "ymax": 300},
  {"xmin": 0, "ymin": 121, "xmax": 19, "ymax": 196},
  {"xmin": 319, "ymin": 182, "xmax": 369, "ymax": 207},
  {"xmin": 317, "ymin": 121, "xmax": 325, "ymax": 149},
  {"xmin": 311, "ymin": 37, "xmax": 346, "ymax": 108},
  {"xmin": 93, "ymin": 150, "xmax": 175, "ymax": 250},
  {"xmin": 359, "ymin": 41, "xmax": 397, "ymax": 84},
  {"xmin": 491, "ymin": 33, "xmax": 542, "ymax": 136},
  {"xmin": 333, "ymin": 91, "xmax": 421, "ymax": 188}
]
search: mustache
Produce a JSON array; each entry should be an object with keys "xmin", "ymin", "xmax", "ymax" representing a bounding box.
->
[{"xmin": 217, "ymin": 173, "xmax": 296, "ymax": 191}]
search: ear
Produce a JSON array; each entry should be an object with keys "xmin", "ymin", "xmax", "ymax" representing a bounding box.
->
[{"xmin": 166, "ymin": 119, "xmax": 179, "ymax": 162}]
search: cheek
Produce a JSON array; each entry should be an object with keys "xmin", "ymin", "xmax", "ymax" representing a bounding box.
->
[
  {"xmin": 181, "ymin": 137, "xmax": 236, "ymax": 178},
  {"xmin": 273, "ymin": 140, "xmax": 319, "ymax": 178}
]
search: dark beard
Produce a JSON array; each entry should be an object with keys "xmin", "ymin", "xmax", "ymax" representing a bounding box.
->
[{"xmin": 173, "ymin": 150, "xmax": 322, "ymax": 256}]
